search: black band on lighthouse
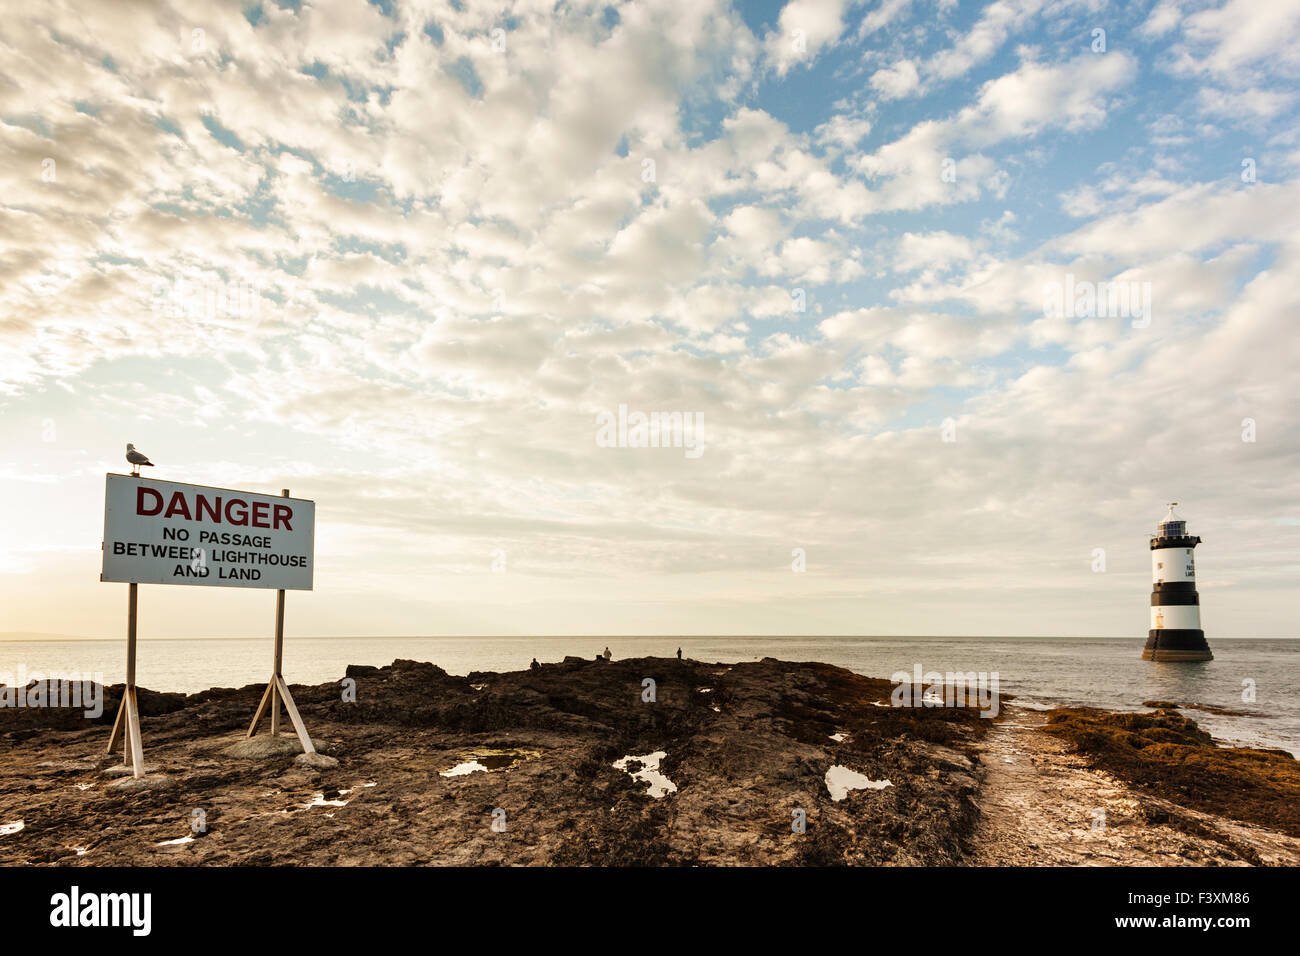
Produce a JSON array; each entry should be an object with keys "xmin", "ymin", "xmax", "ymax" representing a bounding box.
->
[
  {"xmin": 1151, "ymin": 586, "xmax": 1199, "ymax": 606},
  {"xmin": 1144, "ymin": 629, "xmax": 1212, "ymax": 657}
]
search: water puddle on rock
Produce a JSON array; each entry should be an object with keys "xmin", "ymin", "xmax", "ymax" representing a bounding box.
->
[
  {"xmin": 156, "ymin": 835, "xmax": 195, "ymax": 847},
  {"xmin": 825, "ymin": 766, "xmax": 892, "ymax": 801},
  {"xmin": 439, "ymin": 748, "xmax": 540, "ymax": 777},
  {"xmin": 0, "ymin": 821, "xmax": 24, "ymax": 836},
  {"xmin": 441, "ymin": 761, "xmax": 489, "ymax": 777},
  {"xmin": 304, "ymin": 788, "xmax": 353, "ymax": 808},
  {"xmin": 613, "ymin": 751, "xmax": 678, "ymax": 798}
]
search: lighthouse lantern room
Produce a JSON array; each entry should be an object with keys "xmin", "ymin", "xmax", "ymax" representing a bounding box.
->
[{"xmin": 1142, "ymin": 503, "xmax": 1213, "ymax": 662}]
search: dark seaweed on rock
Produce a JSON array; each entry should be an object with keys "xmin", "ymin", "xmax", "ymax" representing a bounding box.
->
[{"xmin": 1043, "ymin": 707, "xmax": 1300, "ymax": 838}]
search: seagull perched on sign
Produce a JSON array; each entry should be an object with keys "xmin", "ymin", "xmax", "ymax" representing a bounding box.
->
[{"xmin": 125, "ymin": 443, "xmax": 154, "ymax": 477}]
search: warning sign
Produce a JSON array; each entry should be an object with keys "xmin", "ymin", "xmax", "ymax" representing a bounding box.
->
[{"xmin": 101, "ymin": 475, "xmax": 314, "ymax": 590}]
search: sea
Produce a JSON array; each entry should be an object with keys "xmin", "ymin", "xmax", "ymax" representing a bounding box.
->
[{"xmin": 2, "ymin": 635, "xmax": 1296, "ymax": 756}]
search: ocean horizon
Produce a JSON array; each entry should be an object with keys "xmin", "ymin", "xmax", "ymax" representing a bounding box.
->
[{"xmin": 4, "ymin": 634, "xmax": 1296, "ymax": 757}]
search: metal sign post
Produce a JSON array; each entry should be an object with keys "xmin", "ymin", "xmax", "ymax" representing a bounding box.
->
[
  {"xmin": 105, "ymin": 582, "xmax": 146, "ymax": 777},
  {"xmin": 246, "ymin": 489, "xmax": 316, "ymax": 754}
]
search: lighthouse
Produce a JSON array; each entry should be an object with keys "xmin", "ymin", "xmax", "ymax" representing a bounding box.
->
[{"xmin": 1142, "ymin": 503, "xmax": 1213, "ymax": 662}]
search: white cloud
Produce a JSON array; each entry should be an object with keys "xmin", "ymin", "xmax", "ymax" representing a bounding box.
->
[
  {"xmin": 1197, "ymin": 86, "xmax": 1298, "ymax": 121},
  {"xmin": 853, "ymin": 53, "xmax": 1135, "ymax": 213},
  {"xmin": 955, "ymin": 52, "xmax": 1137, "ymax": 145},
  {"xmin": 2, "ymin": 0, "xmax": 1298, "ymax": 641},
  {"xmin": 870, "ymin": 59, "xmax": 921, "ymax": 99},
  {"xmin": 926, "ymin": 0, "xmax": 1044, "ymax": 81},
  {"xmin": 815, "ymin": 113, "xmax": 874, "ymax": 150},
  {"xmin": 893, "ymin": 231, "xmax": 977, "ymax": 272},
  {"xmin": 765, "ymin": 0, "xmax": 849, "ymax": 76},
  {"xmin": 1140, "ymin": 1, "xmax": 1184, "ymax": 39},
  {"xmin": 1179, "ymin": 0, "xmax": 1300, "ymax": 78}
]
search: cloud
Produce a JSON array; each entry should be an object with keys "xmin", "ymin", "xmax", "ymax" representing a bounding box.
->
[
  {"xmin": 2, "ymin": 0, "xmax": 1298, "ymax": 640},
  {"xmin": 1140, "ymin": 1, "xmax": 1184, "ymax": 39},
  {"xmin": 893, "ymin": 231, "xmax": 978, "ymax": 272},
  {"xmin": 926, "ymin": 0, "xmax": 1044, "ymax": 82},
  {"xmin": 1178, "ymin": 0, "xmax": 1300, "ymax": 79},
  {"xmin": 853, "ymin": 52, "xmax": 1135, "ymax": 213},
  {"xmin": 1197, "ymin": 86, "xmax": 1298, "ymax": 122},
  {"xmin": 870, "ymin": 59, "xmax": 920, "ymax": 99},
  {"xmin": 954, "ymin": 52, "xmax": 1137, "ymax": 145},
  {"xmin": 765, "ymin": 0, "xmax": 849, "ymax": 76}
]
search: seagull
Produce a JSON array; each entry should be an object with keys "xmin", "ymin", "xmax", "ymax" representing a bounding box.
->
[{"xmin": 125, "ymin": 443, "xmax": 154, "ymax": 477}]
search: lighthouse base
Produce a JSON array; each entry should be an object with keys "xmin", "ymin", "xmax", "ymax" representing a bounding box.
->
[{"xmin": 1142, "ymin": 629, "xmax": 1213, "ymax": 662}]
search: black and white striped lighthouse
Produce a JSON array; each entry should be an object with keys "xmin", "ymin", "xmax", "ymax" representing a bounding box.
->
[{"xmin": 1142, "ymin": 503, "xmax": 1213, "ymax": 662}]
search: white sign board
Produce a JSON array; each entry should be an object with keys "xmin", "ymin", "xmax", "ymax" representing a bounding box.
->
[{"xmin": 101, "ymin": 475, "xmax": 315, "ymax": 590}]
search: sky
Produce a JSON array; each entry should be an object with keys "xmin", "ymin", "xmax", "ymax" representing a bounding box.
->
[{"xmin": 1, "ymin": 0, "xmax": 1297, "ymax": 640}]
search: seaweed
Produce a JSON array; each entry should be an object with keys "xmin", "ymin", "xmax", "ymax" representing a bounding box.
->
[{"xmin": 1043, "ymin": 707, "xmax": 1300, "ymax": 838}]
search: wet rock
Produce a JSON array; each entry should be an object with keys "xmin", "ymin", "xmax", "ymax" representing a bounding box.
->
[
  {"xmin": 224, "ymin": 736, "xmax": 305, "ymax": 758},
  {"xmin": 295, "ymin": 752, "xmax": 339, "ymax": 770},
  {"xmin": 100, "ymin": 763, "xmax": 162, "ymax": 778},
  {"xmin": 105, "ymin": 773, "xmax": 177, "ymax": 794}
]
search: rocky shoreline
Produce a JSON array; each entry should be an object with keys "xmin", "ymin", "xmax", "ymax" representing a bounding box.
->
[{"xmin": 1, "ymin": 656, "xmax": 1296, "ymax": 866}]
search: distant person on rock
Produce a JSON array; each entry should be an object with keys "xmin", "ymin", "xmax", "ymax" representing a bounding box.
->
[
  {"xmin": 530, "ymin": 658, "xmax": 540, "ymax": 671},
  {"xmin": 677, "ymin": 647, "xmax": 682, "ymax": 660},
  {"xmin": 602, "ymin": 646, "xmax": 612, "ymax": 661}
]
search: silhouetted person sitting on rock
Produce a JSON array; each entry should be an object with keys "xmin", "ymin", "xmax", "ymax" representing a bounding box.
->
[
  {"xmin": 602, "ymin": 646, "xmax": 612, "ymax": 661},
  {"xmin": 530, "ymin": 658, "xmax": 539, "ymax": 671}
]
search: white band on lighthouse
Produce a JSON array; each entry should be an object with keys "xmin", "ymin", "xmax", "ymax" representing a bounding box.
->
[
  {"xmin": 1150, "ymin": 604, "xmax": 1202, "ymax": 631},
  {"xmin": 1151, "ymin": 547, "xmax": 1196, "ymax": 583}
]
